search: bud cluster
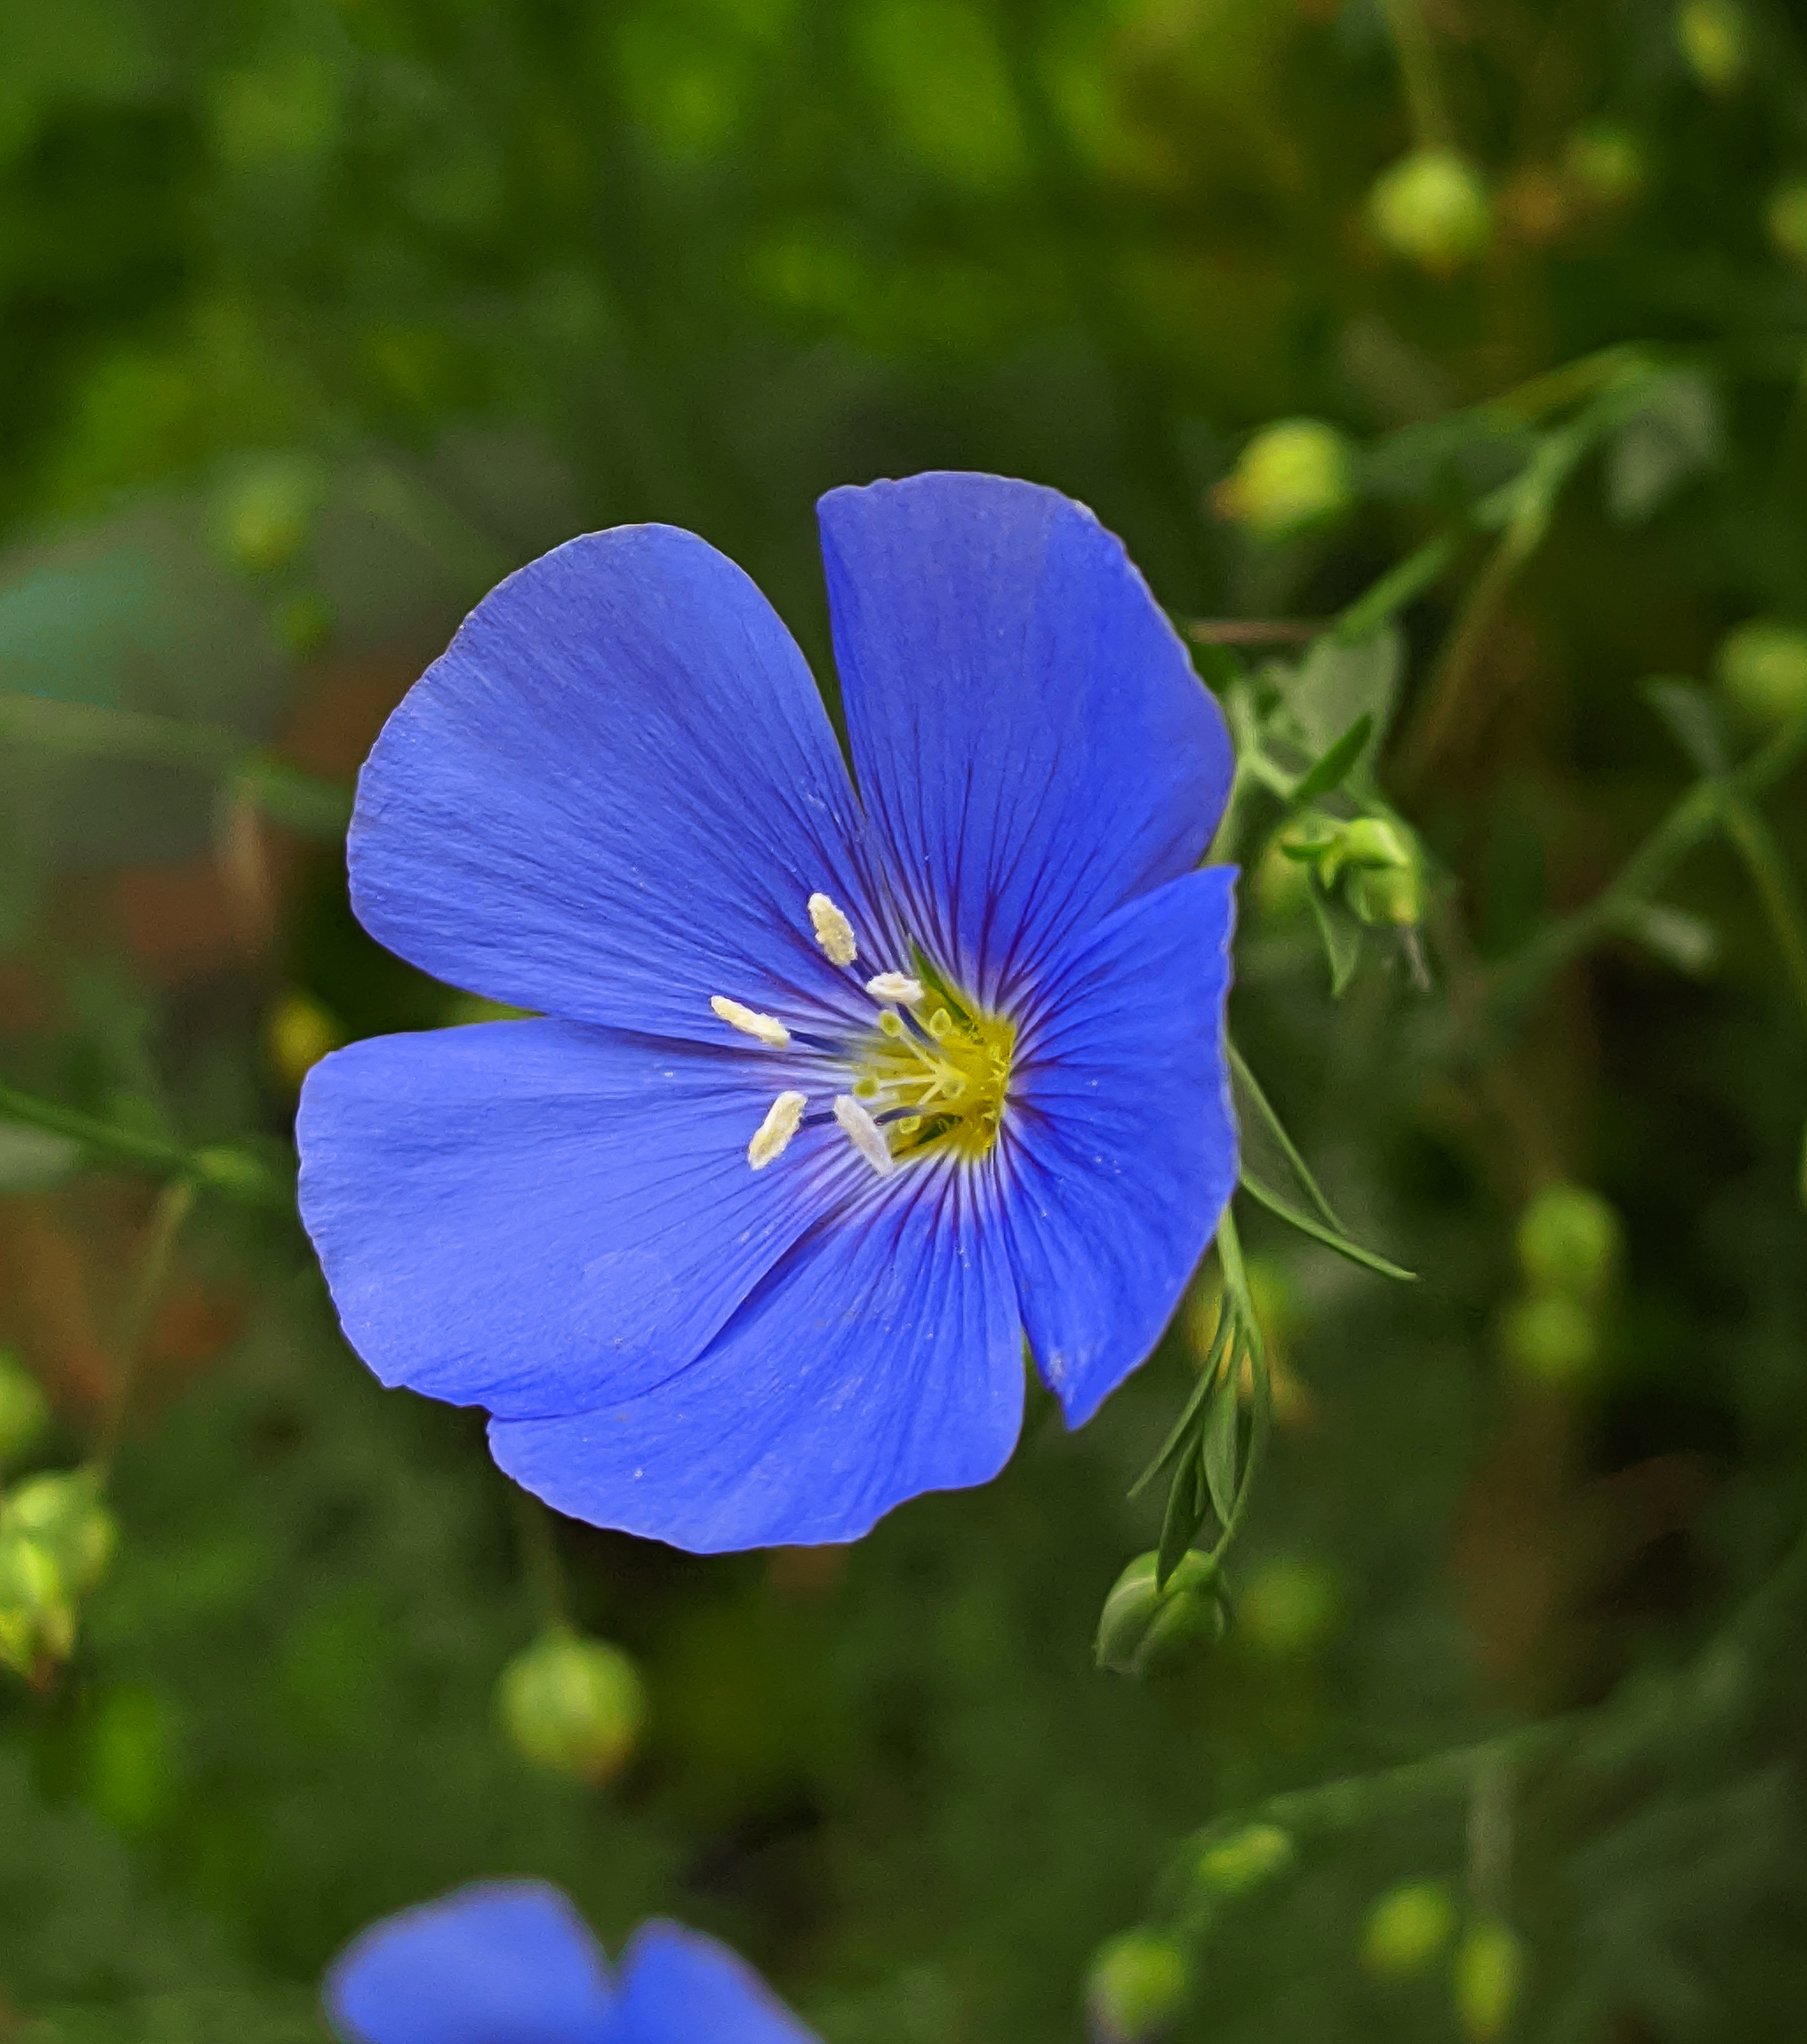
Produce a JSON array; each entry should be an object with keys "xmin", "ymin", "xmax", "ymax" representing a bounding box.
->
[
  {"xmin": 1498, "ymin": 1183, "xmax": 1623, "ymax": 1389},
  {"xmin": 1361, "ymin": 1882, "xmax": 1524, "ymax": 2040},
  {"xmin": 0, "ymin": 1468, "xmax": 117, "ymax": 1684},
  {"xmin": 1280, "ymin": 811, "xmax": 1427, "ymax": 930}
]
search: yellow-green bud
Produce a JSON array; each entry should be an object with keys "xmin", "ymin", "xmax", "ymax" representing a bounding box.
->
[
  {"xmin": 1454, "ymin": 1918, "xmax": 1524, "ymax": 2042},
  {"xmin": 1500, "ymin": 1293, "xmax": 1599, "ymax": 1388},
  {"xmin": 211, "ymin": 454, "xmax": 325, "ymax": 576},
  {"xmin": 1368, "ymin": 150, "xmax": 1493, "ymax": 275},
  {"xmin": 1677, "ymin": 0, "xmax": 1747, "ymax": 94},
  {"xmin": 1362, "ymin": 1879, "xmax": 1457, "ymax": 1977},
  {"xmin": 266, "ymin": 990, "xmax": 342, "ymax": 1091},
  {"xmin": 0, "ymin": 1533, "xmax": 78, "ymax": 1678},
  {"xmin": 1715, "ymin": 619, "xmax": 1807, "ymax": 730},
  {"xmin": 1213, "ymin": 420, "xmax": 1354, "ymax": 544},
  {"xmin": 1085, "ymin": 1929, "xmax": 1190, "ymax": 2043},
  {"xmin": 1196, "ymin": 1822, "xmax": 1295, "ymax": 1897},
  {"xmin": 274, "ymin": 590, "xmax": 336, "ymax": 659},
  {"xmin": 0, "ymin": 1353, "xmax": 49, "ymax": 1470},
  {"xmin": 1515, "ymin": 1184, "xmax": 1622, "ymax": 1304},
  {"xmin": 1768, "ymin": 183, "xmax": 1807, "ymax": 269},
  {"xmin": 1096, "ymin": 1551, "xmax": 1229, "ymax": 1679},
  {"xmin": 1563, "ymin": 122, "xmax": 1645, "ymax": 211},
  {"xmin": 1348, "ymin": 860, "xmax": 1423, "ymax": 928},
  {"xmin": 1237, "ymin": 1555, "xmax": 1339, "ymax": 1661},
  {"xmin": 498, "ymin": 1627, "xmax": 647, "ymax": 1785},
  {"xmin": 3, "ymin": 1470, "xmax": 116, "ymax": 1597}
]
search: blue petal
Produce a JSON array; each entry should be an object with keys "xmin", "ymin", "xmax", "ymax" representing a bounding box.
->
[
  {"xmin": 349, "ymin": 525, "xmax": 881, "ymax": 1042},
  {"xmin": 297, "ymin": 1021, "xmax": 833, "ymax": 1417},
  {"xmin": 323, "ymin": 1881, "xmax": 617, "ymax": 2044},
  {"xmin": 998, "ymin": 867, "xmax": 1238, "ymax": 1428},
  {"xmin": 817, "ymin": 473, "xmax": 1233, "ymax": 1007},
  {"xmin": 614, "ymin": 1921, "xmax": 816, "ymax": 2044},
  {"xmin": 490, "ymin": 1159, "xmax": 1023, "ymax": 1550}
]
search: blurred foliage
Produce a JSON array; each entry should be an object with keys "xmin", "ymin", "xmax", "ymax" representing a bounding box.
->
[{"xmin": 4, "ymin": 0, "xmax": 1807, "ymax": 2039}]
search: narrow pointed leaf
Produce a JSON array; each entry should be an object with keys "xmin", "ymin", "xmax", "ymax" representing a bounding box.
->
[
  {"xmin": 1289, "ymin": 712, "xmax": 1375, "ymax": 808},
  {"xmin": 1238, "ymin": 1176, "xmax": 1418, "ymax": 1281},
  {"xmin": 1130, "ymin": 1308, "xmax": 1233, "ymax": 1499},
  {"xmin": 1157, "ymin": 1446, "xmax": 1210, "ymax": 1589},
  {"xmin": 1202, "ymin": 1376, "xmax": 1241, "ymax": 1526}
]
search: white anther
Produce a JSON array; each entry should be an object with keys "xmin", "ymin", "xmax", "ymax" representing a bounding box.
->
[
  {"xmin": 710, "ymin": 995, "xmax": 791, "ymax": 1048},
  {"xmin": 833, "ymin": 1094, "xmax": 894, "ymax": 1177},
  {"xmin": 865, "ymin": 972, "xmax": 925, "ymax": 1005},
  {"xmin": 808, "ymin": 891, "xmax": 859, "ymax": 967},
  {"xmin": 747, "ymin": 1091, "xmax": 807, "ymax": 1170}
]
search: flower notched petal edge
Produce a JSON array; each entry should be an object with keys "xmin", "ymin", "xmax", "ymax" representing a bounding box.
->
[{"xmin": 296, "ymin": 470, "xmax": 1240, "ymax": 1552}]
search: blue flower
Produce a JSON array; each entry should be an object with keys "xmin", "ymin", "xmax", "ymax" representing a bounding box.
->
[
  {"xmin": 324, "ymin": 1880, "xmax": 815, "ymax": 2044},
  {"xmin": 297, "ymin": 471, "xmax": 1237, "ymax": 1551}
]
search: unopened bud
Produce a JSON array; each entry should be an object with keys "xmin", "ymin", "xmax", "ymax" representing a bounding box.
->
[
  {"xmin": 266, "ymin": 990, "xmax": 342, "ymax": 1090},
  {"xmin": 1368, "ymin": 150, "xmax": 1493, "ymax": 275},
  {"xmin": 1500, "ymin": 1293, "xmax": 1599, "ymax": 1388},
  {"xmin": 1096, "ymin": 1551, "xmax": 1229, "ymax": 1679},
  {"xmin": 1715, "ymin": 619, "xmax": 1807, "ymax": 730},
  {"xmin": 1769, "ymin": 183, "xmax": 1807, "ymax": 270},
  {"xmin": 212, "ymin": 454, "xmax": 326, "ymax": 576},
  {"xmin": 1196, "ymin": 1822, "xmax": 1294, "ymax": 1897},
  {"xmin": 1212, "ymin": 420, "xmax": 1354, "ymax": 544},
  {"xmin": 1361, "ymin": 1879, "xmax": 1456, "ymax": 1977},
  {"xmin": 1563, "ymin": 123, "xmax": 1646, "ymax": 212},
  {"xmin": 1515, "ymin": 1184, "xmax": 1622, "ymax": 1304},
  {"xmin": 0, "ymin": 1353, "xmax": 49, "ymax": 1469},
  {"xmin": 0, "ymin": 1533, "xmax": 78, "ymax": 1678},
  {"xmin": 1348, "ymin": 860, "xmax": 1423, "ymax": 928},
  {"xmin": 498, "ymin": 1627, "xmax": 647, "ymax": 1785},
  {"xmin": 1454, "ymin": 1917, "xmax": 1524, "ymax": 2042},
  {"xmin": 3, "ymin": 1470, "xmax": 116, "ymax": 1597},
  {"xmin": 1676, "ymin": 0, "xmax": 1747, "ymax": 94},
  {"xmin": 1085, "ymin": 1929, "xmax": 1190, "ymax": 2043}
]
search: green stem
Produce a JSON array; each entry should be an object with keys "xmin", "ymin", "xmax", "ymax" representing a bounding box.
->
[
  {"xmin": 511, "ymin": 1484, "xmax": 570, "ymax": 1629},
  {"xmin": 1378, "ymin": 0, "xmax": 1453, "ymax": 148},
  {"xmin": 1720, "ymin": 797, "xmax": 1807, "ymax": 1026},
  {"xmin": 1332, "ymin": 531, "xmax": 1461, "ymax": 646},
  {"xmin": 91, "ymin": 1176, "xmax": 195, "ymax": 1480},
  {"xmin": 0, "ymin": 1080, "xmax": 287, "ymax": 1206}
]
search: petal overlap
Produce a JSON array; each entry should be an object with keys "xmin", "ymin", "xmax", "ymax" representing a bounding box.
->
[
  {"xmin": 616, "ymin": 1921, "xmax": 818, "ymax": 2044},
  {"xmin": 297, "ymin": 1020, "xmax": 836, "ymax": 1417},
  {"xmin": 818, "ymin": 473, "xmax": 1233, "ymax": 1006},
  {"xmin": 348, "ymin": 524, "xmax": 883, "ymax": 1043},
  {"xmin": 489, "ymin": 1159, "xmax": 1025, "ymax": 1551},
  {"xmin": 323, "ymin": 1881, "xmax": 617, "ymax": 2044},
  {"xmin": 998, "ymin": 867, "xmax": 1239, "ymax": 1428}
]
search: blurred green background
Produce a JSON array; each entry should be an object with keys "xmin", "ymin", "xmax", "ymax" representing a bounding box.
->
[{"xmin": 3, "ymin": 0, "xmax": 1807, "ymax": 2037}]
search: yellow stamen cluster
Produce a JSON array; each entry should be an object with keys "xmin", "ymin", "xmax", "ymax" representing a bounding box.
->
[{"xmin": 851, "ymin": 991, "xmax": 1015, "ymax": 1164}]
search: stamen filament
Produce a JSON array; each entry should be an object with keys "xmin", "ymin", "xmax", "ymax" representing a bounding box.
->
[
  {"xmin": 711, "ymin": 996, "xmax": 791, "ymax": 1048},
  {"xmin": 747, "ymin": 1090, "xmax": 807, "ymax": 1170}
]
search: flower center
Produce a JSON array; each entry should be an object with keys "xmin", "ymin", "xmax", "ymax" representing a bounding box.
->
[
  {"xmin": 851, "ymin": 977, "xmax": 1015, "ymax": 1165},
  {"xmin": 711, "ymin": 893, "xmax": 1016, "ymax": 1178}
]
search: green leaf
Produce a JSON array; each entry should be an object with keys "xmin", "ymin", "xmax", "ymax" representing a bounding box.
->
[
  {"xmin": 1608, "ymin": 898, "xmax": 1719, "ymax": 975},
  {"xmin": 1307, "ymin": 881, "xmax": 1365, "ymax": 996},
  {"xmin": 1643, "ymin": 677, "xmax": 1731, "ymax": 778},
  {"xmin": 1156, "ymin": 1446, "xmax": 1211, "ymax": 1591},
  {"xmin": 1229, "ymin": 1042, "xmax": 1418, "ymax": 1281},
  {"xmin": 1285, "ymin": 628, "xmax": 1402, "ymax": 782},
  {"xmin": 1289, "ymin": 713, "xmax": 1375, "ymax": 808},
  {"xmin": 0, "ymin": 1122, "xmax": 83, "ymax": 1193},
  {"xmin": 1606, "ymin": 368, "xmax": 1721, "ymax": 525},
  {"xmin": 1130, "ymin": 1307, "xmax": 1233, "ymax": 1499},
  {"xmin": 1202, "ymin": 1378, "xmax": 1241, "ymax": 1527}
]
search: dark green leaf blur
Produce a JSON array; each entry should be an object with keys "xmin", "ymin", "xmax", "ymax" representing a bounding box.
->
[{"xmin": 2, "ymin": 0, "xmax": 1806, "ymax": 2037}]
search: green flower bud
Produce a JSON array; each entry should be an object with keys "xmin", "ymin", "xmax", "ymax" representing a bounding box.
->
[
  {"xmin": 265, "ymin": 990, "xmax": 342, "ymax": 1091},
  {"xmin": 1096, "ymin": 1551, "xmax": 1229, "ymax": 1679},
  {"xmin": 1085, "ymin": 1929, "xmax": 1190, "ymax": 2043},
  {"xmin": 1768, "ymin": 183, "xmax": 1807, "ymax": 269},
  {"xmin": 1454, "ymin": 1917, "xmax": 1524, "ymax": 2042},
  {"xmin": 274, "ymin": 590, "xmax": 336, "ymax": 659},
  {"xmin": 498, "ymin": 1627, "xmax": 647, "ymax": 1785},
  {"xmin": 1348, "ymin": 860, "xmax": 1423, "ymax": 928},
  {"xmin": 1715, "ymin": 619, "xmax": 1807, "ymax": 730},
  {"xmin": 1362, "ymin": 1879, "xmax": 1457, "ymax": 1977},
  {"xmin": 1368, "ymin": 150, "xmax": 1494, "ymax": 275},
  {"xmin": 3, "ymin": 1470, "xmax": 116, "ymax": 1597},
  {"xmin": 0, "ymin": 1532, "xmax": 78, "ymax": 1678},
  {"xmin": 1237, "ymin": 1555, "xmax": 1339, "ymax": 1661},
  {"xmin": 1500, "ymin": 1293, "xmax": 1599, "ymax": 1388},
  {"xmin": 1677, "ymin": 0, "xmax": 1747, "ymax": 94},
  {"xmin": 0, "ymin": 1352, "xmax": 49, "ymax": 1470},
  {"xmin": 211, "ymin": 454, "xmax": 326, "ymax": 576},
  {"xmin": 1213, "ymin": 420, "xmax": 1354, "ymax": 544},
  {"xmin": 1515, "ymin": 1184, "xmax": 1622, "ymax": 1304},
  {"xmin": 1196, "ymin": 1822, "xmax": 1295, "ymax": 1897},
  {"xmin": 1563, "ymin": 122, "xmax": 1646, "ymax": 211}
]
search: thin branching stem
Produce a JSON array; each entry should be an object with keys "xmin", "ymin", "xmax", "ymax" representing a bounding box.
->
[{"xmin": 91, "ymin": 1176, "xmax": 196, "ymax": 1481}]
